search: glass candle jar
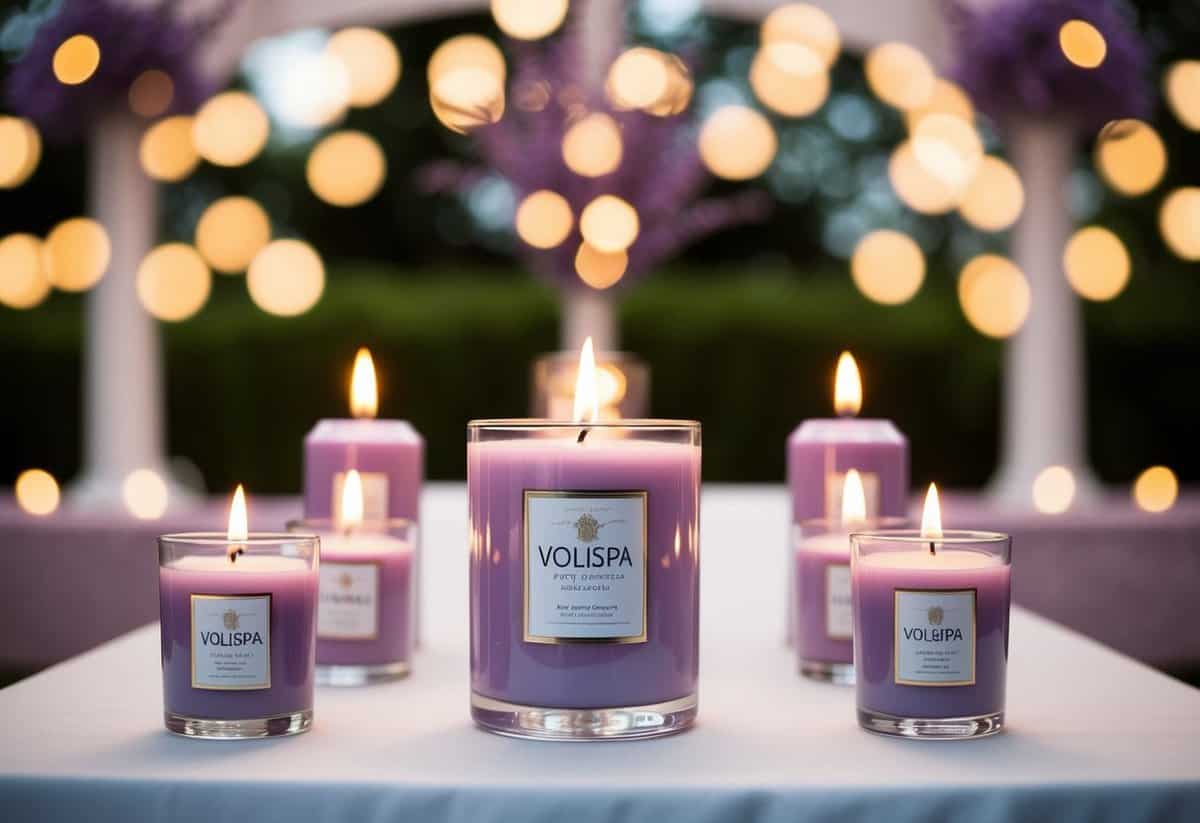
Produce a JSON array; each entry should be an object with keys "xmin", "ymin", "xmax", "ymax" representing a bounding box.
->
[
  {"xmin": 158, "ymin": 532, "xmax": 319, "ymax": 739},
  {"xmin": 468, "ymin": 419, "xmax": 701, "ymax": 740},
  {"xmin": 793, "ymin": 516, "xmax": 905, "ymax": 684},
  {"xmin": 289, "ymin": 518, "xmax": 416, "ymax": 686},
  {"xmin": 850, "ymin": 530, "xmax": 1012, "ymax": 739}
]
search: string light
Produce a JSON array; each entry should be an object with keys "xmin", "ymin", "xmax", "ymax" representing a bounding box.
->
[
  {"xmin": 750, "ymin": 43, "xmax": 829, "ymax": 118},
  {"xmin": 0, "ymin": 116, "xmax": 41, "ymax": 189},
  {"xmin": 0, "ymin": 234, "xmax": 51, "ymax": 310},
  {"xmin": 1159, "ymin": 187, "xmax": 1200, "ymax": 261},
  {"xmin": 128, "ymin": 69, "xmax": 174, "ymax": 118},
  {"xmin": 562, "ymin": 112, "xmax": 623, "ymax": 177},
  {"xmin": 195, "ymin": 197, "xmax": 272, "ymax": 274},
  {"xmin": 1059, "ymin": 20, "xmax": 1107, "ymax": 69},
  {"xmin": 1164, "ymin": 61, "xmax": 1200, "ymax": 131},
  {"xmin": 193, "ymin": 92, "xmax": 270, "ymax": 168},
  {"xmin": 247, "ymin": 239, "xmax": 325, "ymax": 316},
  {"xmin": 698, "ymin": 106, "xmax": 777, "ymax": 181},
  {"xmin": 958, "ymin": 254, "xmax": 1030, "ymax": 339},
  {"xmin": 865, "ymin": 42, "xmax": 934, "ymax": 110},
  {"xmin": 1095, "ymin": 119, "xmax": 1166, "ymax": 197},
  {"xmin": 306, "ymin": 131, "xmax": 387, "ymax": 207},
  {"xmin": 53, "ymin": 34, "xmax": 100, "ymax": 85},
  {"xmin": 574, "ymin": 242, "xmax": 628, "ymax": 289},
  {"xmin": 958, "ymin": 156, "xmax": 1024, "ymax": 232},
  {"xmin": 491, "ymin": 0, "xmax": 569, "ymax": 41},
  {"xmin": 325, "ymin": 28, "xmax": 401, "ymax": 108},
  {"xmin": 1063, "ymin": 226, "xmax": 1130, "ymax": 301},
  {"xmin": 15, "ymin": 469, "xmax": 60, "ymax": 516},
  {"xmin": 760, "ymin": 4, "xmax": 840, "ymax": 68},
  {"xmin": 1133, "ymin": 466, "xmax": 1178, "ymax": 514},
  {"xmin": 515, "ymin": 190, "xmax": 573, "ymax": 249},
  {"xmin": 136, "ymin": 243, "xmax": 212, "ymax": 322},
  {"xmin": 579, "ymin": 195, "xmax": 639, "ymax": 253},
  {"xmin": 850, "ymin": 230, "xmax": 925, "ymax": 305},
  {"xmin": 140, "ymin": 116, "xmax": 199, "ymax": 182},
  {"xmin": 43, "ymin": 218, "xmax": 111, "ymax": 292},
  {"xmin": 1033, "ymin": 466, "xmax": 1076, "ymax": 514}
]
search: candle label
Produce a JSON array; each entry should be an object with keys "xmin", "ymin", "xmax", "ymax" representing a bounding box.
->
[
  {"xmin": 824, "ymin": 471, "xmax": 880, "ymax": 521},
  {"xmin": 893, "ymin": 589, "xmax": 976, "ymax": 687},
  {"xmin": 318, "ymin": 562, "xmax": 379, "ymax": 640},
  {"xmin": 333, "ymin": 471, "xmax": 389, "ymax": 520},
  {"xmin": 190, "ymin": 594, "xmax": 271, "ymax": 690},
  {"xmin": 523, "ymin": 490, "xmax": 648, "ymax": 645},
  {"xmin": 825, "ymin": 564, "xmax": 852, "ymax": 640}
]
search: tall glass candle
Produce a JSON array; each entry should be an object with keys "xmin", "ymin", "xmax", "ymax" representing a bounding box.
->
[
  {"xmin": 158, "ymin": 487, "xmax": 319, "ymax": 739},
  {"xmin": 786, "ymin": 352, "xmax": 908, "ymax": 643},
  {"xmin": 851, "ymin": 485, "xmax": 1012, "ymax": 740}
]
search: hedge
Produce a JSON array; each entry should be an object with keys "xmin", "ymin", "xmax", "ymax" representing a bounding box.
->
[{"xmin": 2, "ymin": 265, "xmax": 1197, "ymax": 492}]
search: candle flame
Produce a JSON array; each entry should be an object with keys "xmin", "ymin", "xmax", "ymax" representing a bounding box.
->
[
  {"xmin": 227, "ymin": 484, "xmax": 248, "ymax": 543},
  {"xmin": 340, "ymin": 469, "xmax": 364, "ymax": 529},
  {"xmin": 572, "ymin": 336, "xmax": 599, "ymax": 424},
  {"xmin": 920, "ymin": 482, "xmax": 943, "ymax": 540},
  {"xmin": 349, "ymin": 347, "xmax": 378, "ymax": 419},
  {"xmin": 834, "ymin": 351, "xmax": 862, "ymax": 416},
  {"xmin": 841, "ymin": 469, "xmax": 867, "ymax": 527}
]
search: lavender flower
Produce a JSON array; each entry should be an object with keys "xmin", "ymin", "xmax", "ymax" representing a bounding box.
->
[
  {"xmin": 950, "ymin": 0, "xmax": 1151, "ymax": 132},
  {"xmin": 5, "ymin": 0, "xmax": 234, "ymax": 141}
]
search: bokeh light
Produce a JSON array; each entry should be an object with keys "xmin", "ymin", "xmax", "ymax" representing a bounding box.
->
[
  {"xmin": 279, "ymin": 53, "xmax": 350, "ymax": 128},
  {"xmin": 888, "ymin": 140, "xmax": 962, "ymax": 214},
  {"xmin": 1033, "ymin": 465, "xmax": 1076, "ymax": 514},
  {"xmin": 1063, "ymin": 226, "xmax": 1130, "ymax": 301},
  {"xmin": 122, "ymin": 468, "xmax": 168, "ymax": 520},
  {"xmin": 195, "ymin": 196, "xmax": 272, "ymax": 273},
  {"xmin": 43, "ymin": 218, "xmax": 111, "ymax": 292},
  {"xmin": 0, "ymin": 116, "xmax": 41, "ymax": 189},
  {"xmin": 865, "ymin": 42, "xmax": 934, "ymax": 110},
  {"xmin": 52, "ymin": 34, "xmax": 100, "ymax": 85},
  {"xmin": 607, "ymin": 48, "xmax": 670, "ymax": 111},
  {"xmin": 139, "ymin": 115, "xmax": 199, "ymax": 182},
  {"xmin": 1059, "ymin": 20, "xmax": 1106, "ymax": 69},
  {"xmin": 911, "ymin": 113, "xmax": 983, "ymax": 190},
  {"xmin": 491, "ymin": 0, "xmax": 569, "ymax": 41},
  {"xmin": 958, "ymin": 254, "xmax": 1031, "ymax": 339},
  {"xmin": 306, "ymin": 130, "xmax": 387, "ymax": 207},
  {"xmin": 428, "ymin": 35, "xmax": 506, "ymax": 134},
  {"xmin": 562, "ymin": 112, "xmax": 623, "ymax": 177},
  {"xmin": 579, "ymin": 195, "xmax": 639, "ymax": 253},
  {"xmin": 905, "ymin": 78, "xmax": 973, "ymax": 133},
  {"xmin": 247, "ymin": 239, "xmax": 325, "ymax": 316},
  {"xmin": 515, "ymin": 190, "xmax": 573, "ymax": 249},
  {"xmin": 698, "ymin": 106, "xmax": 777, "ymax": 181},
  {"xmin": 325, "ymin": 27, "xmax": 401, "ymax": 108},
  {"xmin": 136, "ymin": 243, "xmax": 212, "ymax": 322},
  {"xmin": 750, "ymin": 42, "xmax": 829, "ymax": 118},
  {"xmin": 1095, "ymin": 119, "xmax": 1166, "ymax": 196},
  {"xmin": 0, "ymin": 234, "xmax": 50, "ymax": 310},
  {"xmin": 760, "ymin": 3, "xmax": 840, "ymax": 68},
  {"xmin": 128, "ymin": 69, "xmax": 174, "ymax": 118},
  {"xmin": 958, "ymin": 156, "xmax": 1024, "ymax": 232},
  {"xmin": 643, "ymin": 54, "xmax": 693, "ymax": 116},
  {"xmin": 15, "ymin": 468, "xmax": 60, "ymax": 516},
  {"xmin": 1133, "ymin": 466, "xmax": 1178, "ymax": 514},
  {"xmin": 1164, "ymin": 61, "xmax": 1200, "ymax": 131},
  {"xmin": 850, "ymin": 230, "xmax": 925, "ymax": 305},
  {"xmin": 574, "ymin": 242, "xmax": 628, "ymax": 289},
  {"xmin": 1159, "ymin": 187, "xmax": 1200, "ymax": 261},
  {"xmin": 193, "ymin": 92, "xmax": 270, "ymax": 167}
]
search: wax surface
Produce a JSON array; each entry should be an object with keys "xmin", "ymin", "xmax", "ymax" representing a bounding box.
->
[
  {"xmin": 316, "ymin": 534, "xmax": 414, "ymax": 666},
  {"xmin": 793, "ymin": 532, "xmax": 853, "ymax": 665},
  {"xmin": 303, "ymin": 419, "xmax": 424, "ymax": 522},
  {"xmin": 853, "ymin": 548, "xmax": 1010, "ymax": 719},
  {"xmin": 787, "ymin": 419, "xmax": 908, "ymax": 522},
  {"xmin": 469, "ymin": 436, "xmax": 700, "ymax": 709},
  {"xmin": 159, "ymin": 556, "xmax": 318, "ymax": 720}
]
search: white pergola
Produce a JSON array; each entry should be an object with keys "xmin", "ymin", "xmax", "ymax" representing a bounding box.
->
[{"xmin": 70, "ymin": 0, "xmax": 1089, "ymax": 511}]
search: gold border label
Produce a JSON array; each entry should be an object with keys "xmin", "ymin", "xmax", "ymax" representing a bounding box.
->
[
  {"xmin": 190, "ymin": 593, "xmax": 272, "ymax": 690},
  {"xmin": 893, "ymin": 587, "xmax": 977, "ymax": 687},
  {"xmin": 523, "ymin": 489, "xmax": 649, "ymax": 645},
  {"xmin": 318, "ymin": 560, "xmax": 382, "ymax": 641}
]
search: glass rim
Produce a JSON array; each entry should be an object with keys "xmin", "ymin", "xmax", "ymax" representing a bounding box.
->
[
  {"xmin": 158, "ymin": 531, "xmax": 318, "ymax": 547},
  {"xmin": 800, "ymin": 515, "xmax": 908, "ymax": 531},
  {"xmin": 848, "ymin": 529, "xmax": 1010, "ymax": 545},
  {"xmin": 286, "ymin": 517, "xmax": 414, "ymax": 533},
  {"xmin": 468, "ymin": 418, "xmax": 700, "ymax": 431}
]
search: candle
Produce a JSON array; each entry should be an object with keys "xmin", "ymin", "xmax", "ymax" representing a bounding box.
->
[
  {"xmin": 851, "ymin": 485, "xmax": 1012, "ymax": 739},
  {"xmin": 786, "ymin": 352, "xmax": 909, "ymax": 643},
  {"xmin": 158, "ymin": 486, "xmax": 319, "ymax": 738},
  {"xmin": 292, "ymin": 470, "xmax": 416, "ymax": 686},
  {"xmin": 468, "ymin": 339, "xmax": 701, "ymax": 741}
]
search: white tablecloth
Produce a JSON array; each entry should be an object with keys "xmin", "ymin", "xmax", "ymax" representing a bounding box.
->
[{"xmin": 1, "ymin": 486, "xmax": 1198, "ymax": 822}]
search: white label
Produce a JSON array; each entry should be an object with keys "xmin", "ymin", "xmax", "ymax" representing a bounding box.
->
[
  {"xmin": 894, "ymin": 589, "xmax": 976, "ymax": 686},
  {"xmin": 824, "ymin": 470, "xmax": 880, "ymax": 521},
  {"xmin": 524, "ymin": 490, "xmax": 647, "ymax": 644},
  {"xmin": 318, "ymin": 562, "xmax": 379, "ymax": 639},
  {"xmin": 191, "ymin": 594, "xmax": 271, "ymax": 690},
  {"xmin": 825, "ymin": 564, "xmax": 852, "ymax": 640},
  {"xmin": 332, "ymin": 471, "xmax": 389, "ymax": 521}
]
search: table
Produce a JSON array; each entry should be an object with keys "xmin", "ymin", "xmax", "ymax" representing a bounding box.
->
[{"xmin": 2, "ymin": 486, "xmax": 1199, "ymax": 822}]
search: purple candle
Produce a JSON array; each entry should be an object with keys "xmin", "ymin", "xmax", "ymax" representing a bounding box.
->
[
  {"xmin": 786, "ymin": 352, "xmax": 909, "ymax": 643},
  {"xmin": 468, "ymin": 340, "xmax": 701, "ymax": 741},
  {"xmin": 851, "ymin": 485, "xmax": 1012, "ymax": 740},
  {"xmin": 158, "ymin": 487, "xmax": 319, "ymax": 739}
]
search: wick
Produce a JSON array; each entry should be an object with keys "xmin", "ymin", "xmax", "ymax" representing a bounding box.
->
[
  {"xmin": 929, "ymin": 541, "xmax": 936, "ymax": 556},
  {"xmin": 229, "ymin": 547, "xmax": 243, "ymax": 564},
  {"xmin": 577, "ymin": 428, "xmax": 589, "ymax": 444}
]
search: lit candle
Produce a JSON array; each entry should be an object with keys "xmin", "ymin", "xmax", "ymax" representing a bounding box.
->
[
  {"xmin": 850, "ymin": 485, "xmax": 1012, "ymax": 739},
  {"xmin": 786, "ymin": 352, "xmax": 909, "ymax": 643},
  {"xmin": 292, "ymin": 469, "xmax": 416, "ymax": 686},
  {"xmin": 158, "ymin": 486, "xmax": 319, "ymax": 738},
  {"xmin": 468, "ymin": 338, "xmax": 701, "ymax": 741}
]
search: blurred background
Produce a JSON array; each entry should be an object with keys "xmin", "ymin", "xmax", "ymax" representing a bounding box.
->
[{"xmin": 1, "ymin": 0, "xmax": 1198, "ymax": 682}]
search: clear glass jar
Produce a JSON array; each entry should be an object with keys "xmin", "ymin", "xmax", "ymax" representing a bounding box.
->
[
  {"xmin": 530, "ymin": 351, "xmax": 650, "ymax": 419},
  {"xmin": 468, "ymin": 419, "xmax": 700, "ymax": 740}
]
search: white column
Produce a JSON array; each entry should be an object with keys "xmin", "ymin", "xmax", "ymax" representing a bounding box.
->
[
  {"xmin": 68, "ymin": 113, "xmax": 170, "ymax": 508},
  {"xmin": 988, "ymin": 119, "xmax": 1098, "ymax": 508}
]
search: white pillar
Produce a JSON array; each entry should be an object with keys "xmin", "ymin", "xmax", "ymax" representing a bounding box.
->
[
  {"xmin": 988, "ymin": 119, "xmax": 1099, "ymax": 508},
  {"xmin": 562, "ymin": 289, "xmax": 618, "ymax": 352},
  {"xmin": 68, "ymin": 113, "xmax": 171, "ymax": 508}
]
